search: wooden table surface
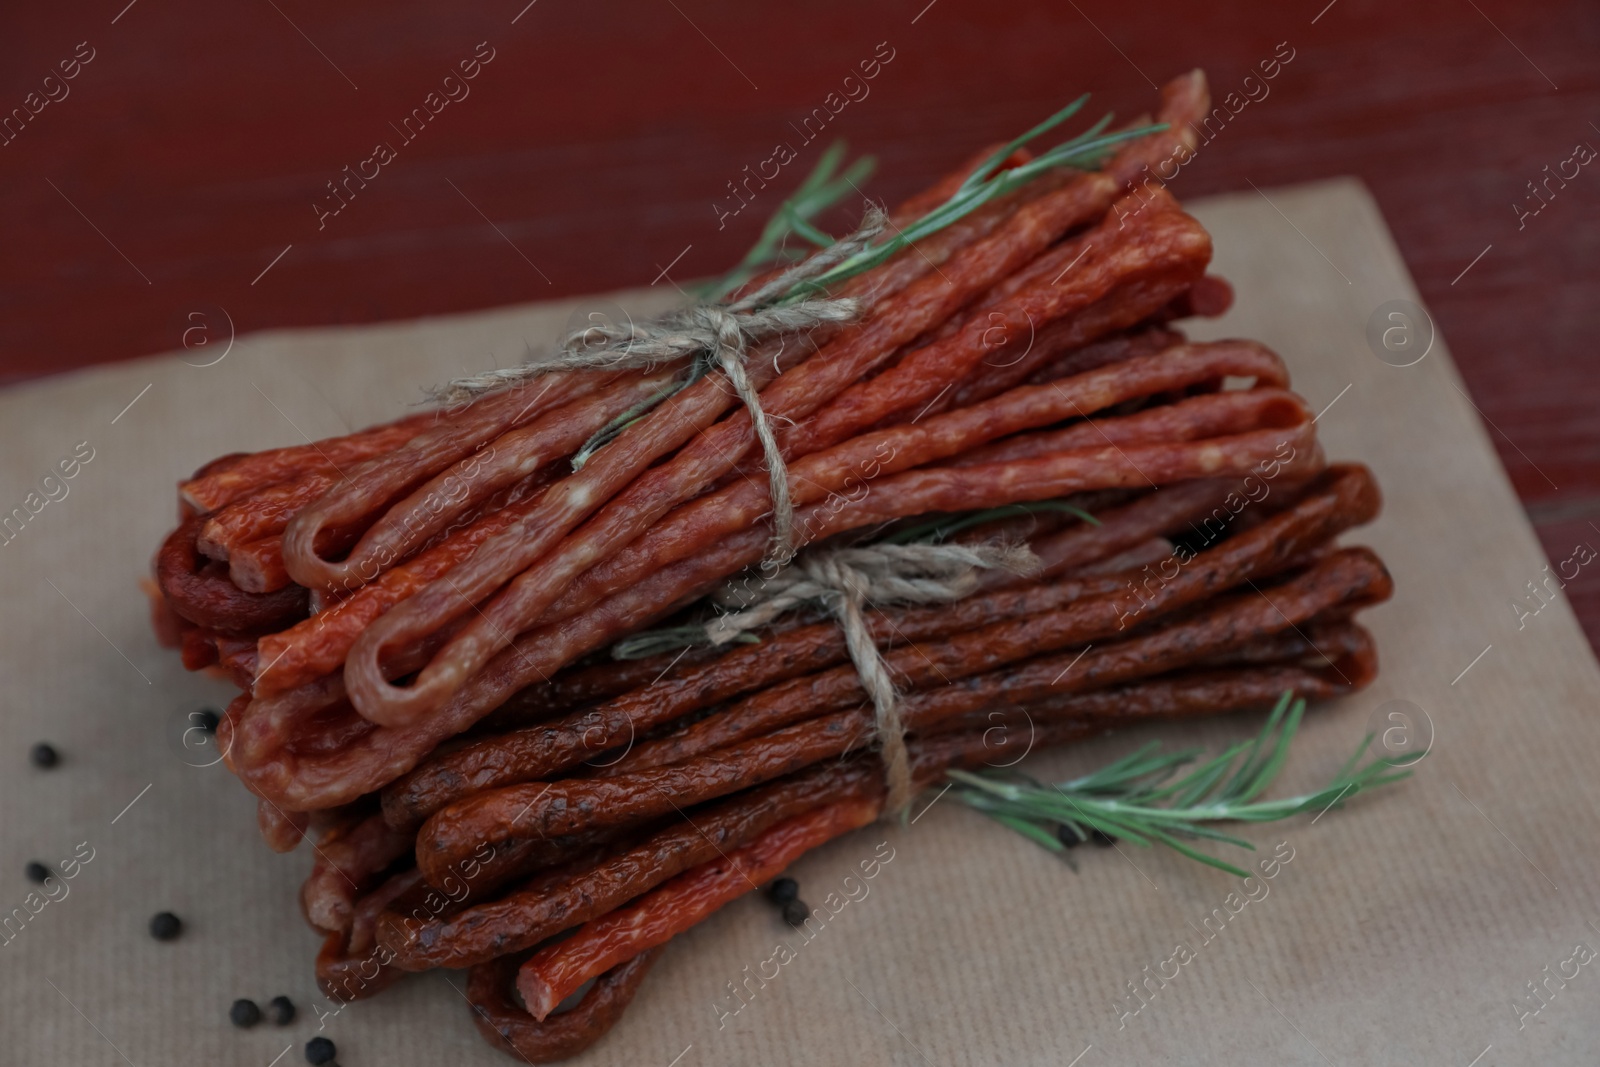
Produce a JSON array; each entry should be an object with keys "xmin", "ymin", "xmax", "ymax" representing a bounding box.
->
[{"xmin": 3, "ymin": 0, "xmax": 1597, "ymax": 646}]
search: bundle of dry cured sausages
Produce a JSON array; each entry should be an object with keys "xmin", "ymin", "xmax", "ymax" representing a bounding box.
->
[{"xmin": 146, "ymin": 70, "xmax": 1391, "ymax": 1061}]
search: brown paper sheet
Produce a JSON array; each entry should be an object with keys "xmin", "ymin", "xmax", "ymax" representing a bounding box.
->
[{"xmin": 4, "ymin": 178, "xmax": 1598, "ymax": 1066}]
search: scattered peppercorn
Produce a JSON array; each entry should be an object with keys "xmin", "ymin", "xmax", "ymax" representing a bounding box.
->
[
  {"xmin": 30, "ymin": 742, "xmax": 59, "ymax": 769},
  {"xmin": 768, "ymin": 877, "xmax": 799, "ymax": 904},
  {"xmin": 1091, "ymin": 829, "xmax": 1116, "ymax": 847},
  {"xmin": 25, "ymin": 861, "xmax": 50, "ymax": 884},
  {"xmin": 1056, "ymin": 824, "xmax": 1083, "ymax": 848},
  {"xmin": 267, "ymin": 995, "xmax": 296, "ymax": 1025},
  {"xmin": 229, "ymin": 999, "xmax": 262, "ymax": 1028},
  {"xmin": 305, "ymin": 1035, "xmax": 337, "ymax": 1065},
  {"xmin": 781, "ymin": 898, "xmax": 811, "ymax": 927},
  {"xmin": 149, "ymin": 912, "xmax": 183, "ymax": 941},
  {"xmin": 195, "ymin": 708, "xmax": 221, "ymax": 733}
]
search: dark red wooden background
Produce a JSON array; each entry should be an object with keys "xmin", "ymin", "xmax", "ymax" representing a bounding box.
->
[{"xmin": 3, "ymin": 0, "xmax": 1597, "ymax": 645}]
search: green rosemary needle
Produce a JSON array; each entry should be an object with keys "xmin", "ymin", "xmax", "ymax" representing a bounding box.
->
[{"xmin": 949, "ymin": 693, "xmax": 1419, "ymax": 878}]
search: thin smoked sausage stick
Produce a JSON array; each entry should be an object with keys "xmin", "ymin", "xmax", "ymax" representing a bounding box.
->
[{"xmin": 180, "ymin": 411, "xmax": 437, "ymax": 514}]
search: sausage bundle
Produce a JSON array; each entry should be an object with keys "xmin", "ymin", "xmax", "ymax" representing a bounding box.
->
[{"xmin": 147, "ymin": 70, "xmax": 1391, "ymax": 1060}]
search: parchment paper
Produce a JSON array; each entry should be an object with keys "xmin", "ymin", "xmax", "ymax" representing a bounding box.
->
[{"xmin": 3, "ymin": 179, "xmax": 1596, "ymax": 1066}]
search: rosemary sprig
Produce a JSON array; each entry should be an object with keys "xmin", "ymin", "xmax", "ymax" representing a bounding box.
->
[
  {"xmin": 776, "ymin": 99, "xmax": 1166, "ymax": 302},
  {"xmin": 569, "ymin": 97, "xmax": 1165, "ymax": 469},
  {"xmin": 881, "ymin": 499, "xmax": 1100, "ymax": 546},
  {"xmin": 949, "ymin": 693, "xmax": 1419, "ymax": 878},
  {"xmin": 698, "ymin": 141, "xmax": 876, "ymax": 304},
  {"xmin": 573, "ymin": 139, "xmax": 871, "ymax": 470},
  {"xmin": 580, "ymin": 142, "xmax": 874, "ymax": 469}
]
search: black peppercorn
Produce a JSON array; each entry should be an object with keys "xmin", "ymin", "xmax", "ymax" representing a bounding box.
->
[
  {"xmin": 267, "ymin": 995, "xmax": 296, "ymax": 1025},
  {"xmin": 1056, "ymin": 824, "xmax": 1083, "ymax": 848},
  {"xmin": 30, "ymin": 742, "xmax": 59, "ymax": 768},
  {"xmin": 25, "ymin": 861, "xmax": 50, "ymax": 884},
  {"xmin": 768, "ymin": 877, "xmax": 799, "ymax": 904},
  {"xmin": 305, "ymin": 1035, "xmax": 337, "ymax": 1065},
  {"xmin": 1091, "ymin": 829, "xmax": 1116, "ymax": 847},
  {"xmin": 149, "ymin": 912, "xmax": 183, "ymax": 941},
  {"xmin": 229, "ymin": 999, "xmax": 261, "ymax": 1028},
  {"xmin": 781, "ymin": 898, "xmax": 811, "ymax": 927},
  {"xmin": 195, "ymin": 708, "xmax": 221, "ymax": 733}
]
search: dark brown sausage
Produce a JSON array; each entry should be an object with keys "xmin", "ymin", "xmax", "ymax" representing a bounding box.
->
[
  {"xmin": 466, "ymin": 948, "xmax": 663, "ymax": 1064},
  {"xmin": 156, "ymin": 513, "xmax": 308, "ymax": 634}
]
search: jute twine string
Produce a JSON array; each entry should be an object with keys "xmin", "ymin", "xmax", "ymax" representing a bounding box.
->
[
  {"xmin": 430, "ymin": 205, "xmax": 890, "ymax": 561},
  {"xmin": 703, "ymin": 541, "xmax": 1039, "ymax": 815}
]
